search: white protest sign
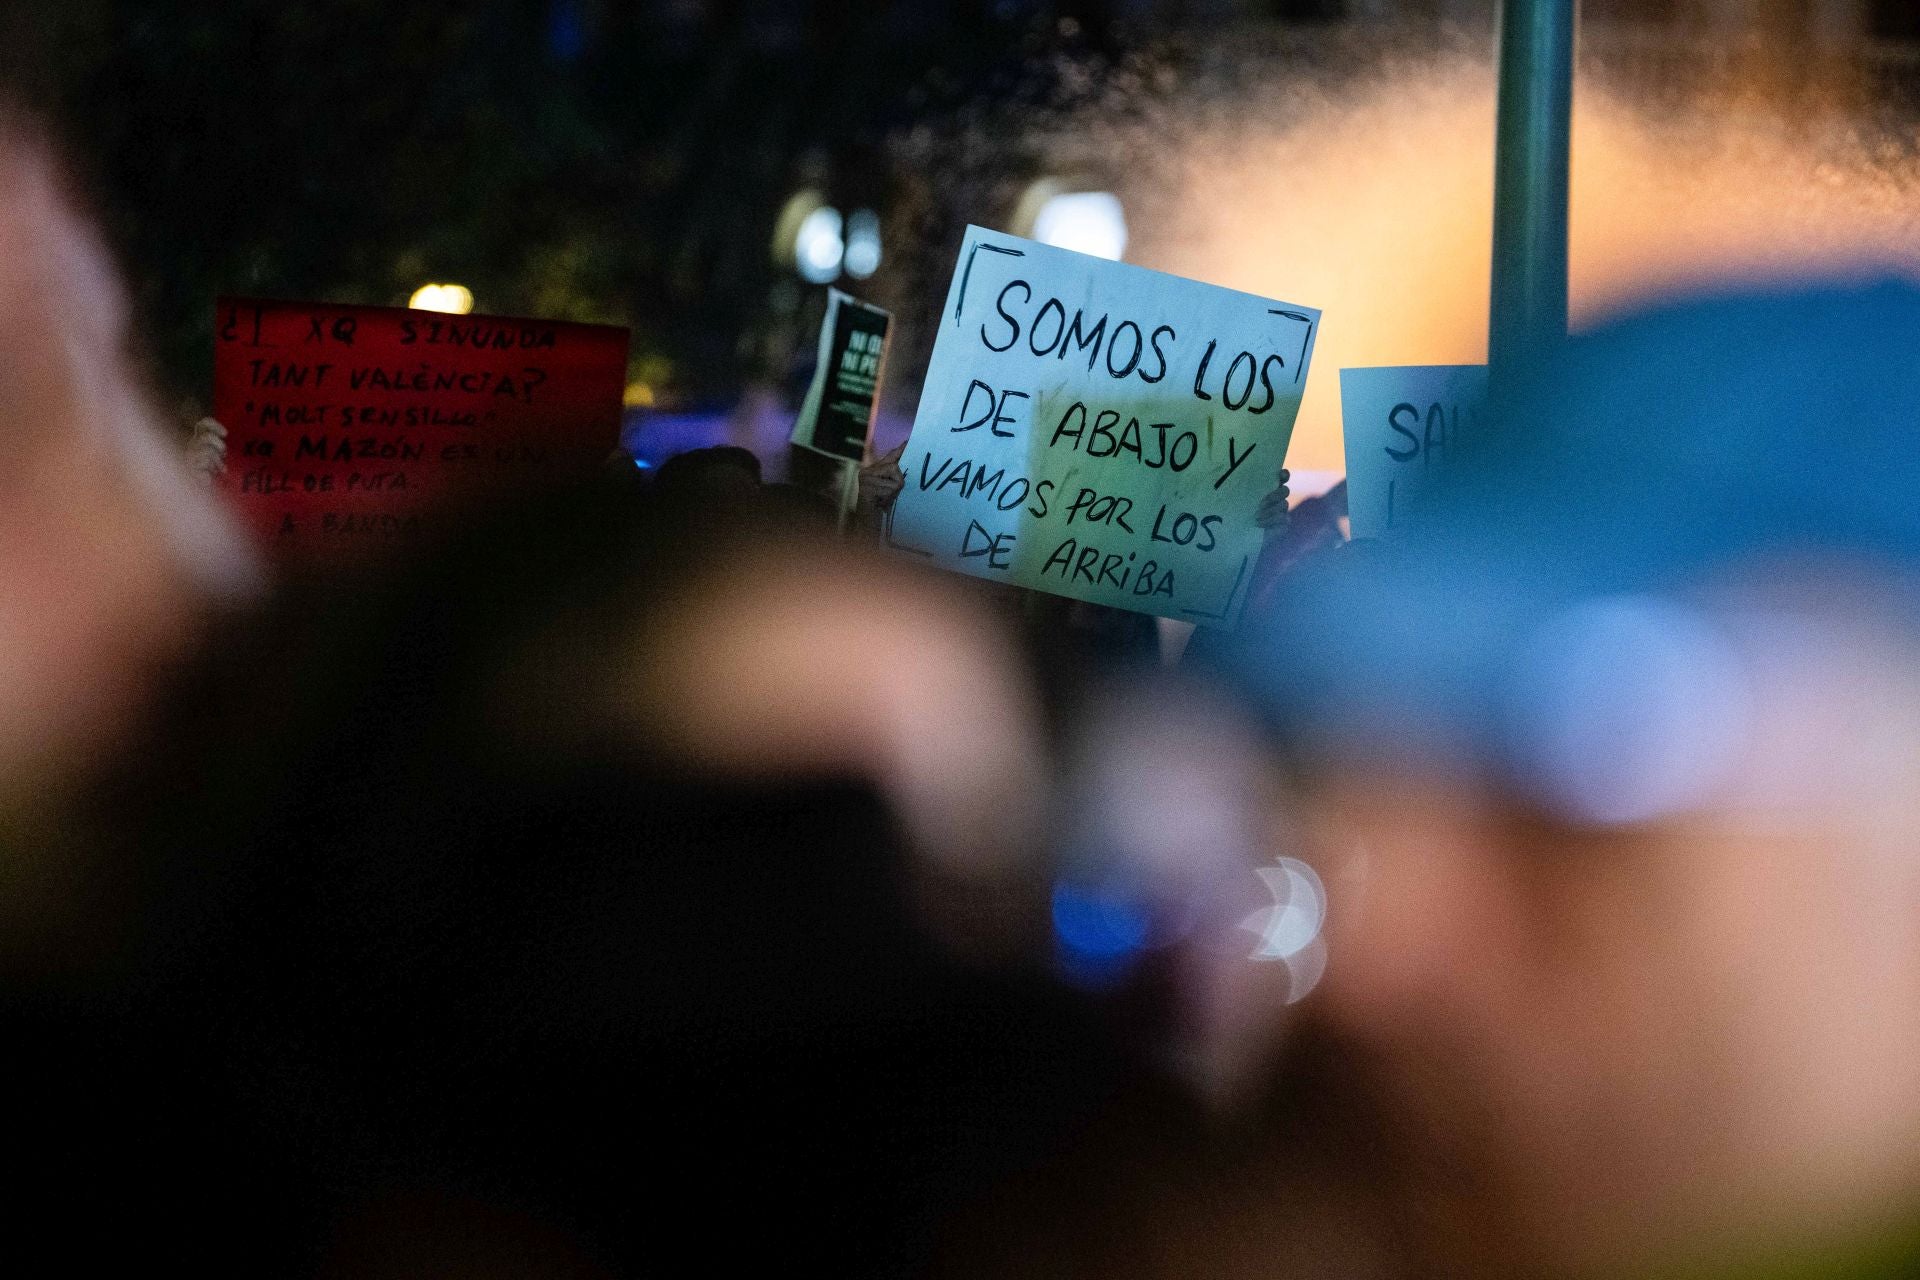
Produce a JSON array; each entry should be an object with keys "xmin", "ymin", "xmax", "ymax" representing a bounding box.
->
[
  {"xmin": 888, "ymin": 226, "xmax": 1319, "ymax": 627},
  {"xmin": 1339, "ymin": 365, "xmax": 1486, "ymax": 539}
]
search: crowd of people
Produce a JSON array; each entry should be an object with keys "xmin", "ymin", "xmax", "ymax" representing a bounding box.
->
[{"xmin": 9, "ymin": 101, "xmax": 1920, "ymax": 1280}]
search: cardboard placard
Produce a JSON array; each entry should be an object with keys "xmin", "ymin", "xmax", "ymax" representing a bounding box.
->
[
  {"xmin": 1339, "ymin": 365, "xmax": 1486, "ymax": 539},
  {"xmin": 214, "ymin": 297, "xmax": 628, "ymax": 561},
  {"xmin": 888, "ymin": 227, "xmax": 1318, "ymax": 627},
  {"xmin": 791, "ymin": 289, "xmax": 890, "ymax": 462}
]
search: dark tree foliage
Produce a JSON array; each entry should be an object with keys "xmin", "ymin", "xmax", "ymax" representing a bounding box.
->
[{"xmin": 0, "ymin": 0, "xmax": 1105, "ymax": 413}]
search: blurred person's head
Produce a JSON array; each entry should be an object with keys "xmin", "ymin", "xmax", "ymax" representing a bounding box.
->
[
  {"xmin": 87, "ymin": 475, "xmax": 1117, "ymax": 1275},
  {"xmin": 0, "ymin": 111, "xmax": 255, "ymax": 942},
  {"xmin": 1254, "ymin": 281, "xmax": 1920, "ymax": 1277}
]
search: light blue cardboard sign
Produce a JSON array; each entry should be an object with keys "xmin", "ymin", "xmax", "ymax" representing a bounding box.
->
[
  {"xmin": 888, "ymin": 226, "xmax": 1319, "ymax": 628},
  {"xmin": 1339, "ymin": 365, "xmax": 1487, "ymax": 539}
]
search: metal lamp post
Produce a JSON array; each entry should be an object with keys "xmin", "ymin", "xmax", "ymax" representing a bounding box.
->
[{"xmin": 1488, "ymin": 0, "xmax": 1577, "ymax": 378}]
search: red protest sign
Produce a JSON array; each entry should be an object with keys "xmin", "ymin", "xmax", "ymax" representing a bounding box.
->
[{"xmin": 214, "ymin": 297, "xmax": 629, "ymax": 563}]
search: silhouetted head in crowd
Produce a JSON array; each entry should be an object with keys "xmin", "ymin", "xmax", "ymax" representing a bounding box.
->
[
  {"xmin": 1254, "ymin": 279, "xmax": 1920, "ymax": 1277},
  {"xmin": 650, "ymin": 443, "xmax": 762, "ymax": 504}
]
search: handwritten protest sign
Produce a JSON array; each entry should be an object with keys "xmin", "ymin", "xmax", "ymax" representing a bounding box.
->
[
  {"xmin": 214, "ymin": 298, "xmax": 629, "ymax": 561},
  {"xmin": 888, "ymin": 227, "xmax": 1318, "ymax": 627},
  {"xmin": 1339, "ymin": 365, "xmax": 1486, "ymax": 539},
  {"xmin": 791, "ymin": 289, "xmax": 890, "ymax": 462}
]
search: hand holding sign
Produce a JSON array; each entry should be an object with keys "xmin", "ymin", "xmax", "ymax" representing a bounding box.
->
[
  {"xmin": 858, "ymin": 441, "xmax": 907, "ymax": 511},
  {"xmin": 888, "ymin": 227, "xmax": 1319, "ymax": 627},
  {"xmin": 1255, "ymin": 468, "xmax": 1291, "ymax": 535},
  {"xmin": 187, "ymin": 416, "xmax": 229, "ymax": 485}
]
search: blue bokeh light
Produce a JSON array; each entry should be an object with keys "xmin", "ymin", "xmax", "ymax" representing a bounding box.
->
[{"xmin": 1051, "ymin": 878, "xmax": 1151, "ymax": 985}]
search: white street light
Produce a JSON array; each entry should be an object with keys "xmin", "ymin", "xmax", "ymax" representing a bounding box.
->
[
  {"xmin": 1031, "ymin": 190, "xmax": 1127, "ymax": 261},
  {"xmin": 408, "ymin": 283, "xmax": 474, "ymax": 314},
  {"xmin": 843, "ymin": 208, "xmax": 882, "ymax": 279},
  {"xmin": 795, "ymin": 205, "xmax": 845, "ymax": 284}
]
